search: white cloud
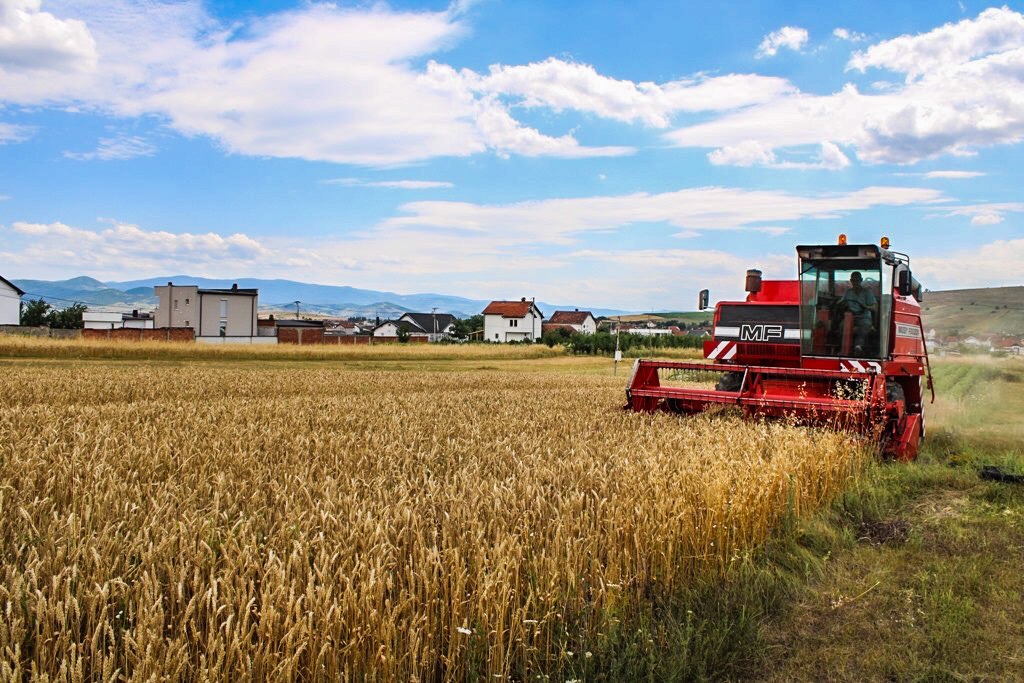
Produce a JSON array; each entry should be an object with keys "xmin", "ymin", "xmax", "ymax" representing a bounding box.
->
[
  {"xmin": 708, "ymin": 141, "xmax": 850, "ymax": 170},
  {"xmin": 380, "ymin": 185, "xmax": 942, "ymax": 243},
  {"xmin": 668, "ymin": 7, "xmax": 1024, "ymax": 167},
  {"xmin": 1, "ymin": 183, "xmax": 945, "ymax": 306},
  {"xmin": 466, "ymin": 57, "xmax": 794, "ymax": 127},
  {"xmin": 321, "ymin": 178, "xmax": 454, "ymax": 189},
  {"xmin": 10, "ymin": 220, "xmax": 269, "ymax": 270},
  {"xmin": 915, "ymin": 238, "xmax": 1024, "ymax": 289},
  {"xmin": 934, "ymin": 202, "xmax": 1024, "ymax": 226},
  {"xmin": 922, "ymin": 170, "xmax": 985, "ymax": 179},
  {"xmin": 708, "ymin": 140, "xmax": 776, "ymax": 167},
  {"xmin": 63, "ymin": 134, "xmax": 155, "ymax": 160},
  {"xmin": 0, "ymin": 121, "xmax": 30, "ymax": 143},
  {"xmin": 847, "ymin": 6, "xmax": 1024, "ymax": 80},
  {"xmin": 756, "ymin": 26, "xmax": 809, "ymax": 58},
  {"xmin": 0, "ymin": 2, "xmax": 629, "ymax": 165},
  {"xmin": 0, "ymin": 0, "xmax": 97, "ymax": 72},
  {"xmin": 833, "ymin": 28, "xmax": 868, "ymax": 42}
]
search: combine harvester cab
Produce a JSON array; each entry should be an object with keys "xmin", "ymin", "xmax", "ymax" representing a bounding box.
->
[{"xmin": 626, "ymin": 236, "xmax": 934, "ymax": 460}]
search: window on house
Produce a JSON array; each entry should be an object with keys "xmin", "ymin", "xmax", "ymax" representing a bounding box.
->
[
  {"xmin": 495, "ymin": 333, "xmax": 499, "ymax": 340},
  {"xmin": 173, "ymin": 299, "xmax": 179, "ymax": 310},
  {"xmin": 220, "ymin": 299, "xmax": 228, "ymax": 317},
  {"xmin": 219, "ymin": 322, "xmax": 226, "ymax": 337},
  {"xmin": 510, "ymin": 319, "xmax": 518, "ymax": 327},
  {"xmin": 185, "ymin": 321, "xmax": 190, "ymax": 327},
  {"xmin": 185, "ymin": 298, "xmax": 190, "ymax": 305}
]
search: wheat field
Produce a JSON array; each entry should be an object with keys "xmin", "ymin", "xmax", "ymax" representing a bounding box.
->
[{"xmin": 0, "ymin": 360, "xmax": 867, "ymax": 680}]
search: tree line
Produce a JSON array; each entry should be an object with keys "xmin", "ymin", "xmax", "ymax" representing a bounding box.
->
[{"xmin": 19, "ymin": 299, "xmax": 86, "ymax": 329}]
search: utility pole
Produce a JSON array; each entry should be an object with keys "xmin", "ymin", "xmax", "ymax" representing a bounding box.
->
[
  {"xmin": 294, "ymin": 301, "xmax": 301, "ymax": 320},
  {"xmin": 432, "ymin": 307, "xmax": 437, "ymax": 342},
  {"xmin": 614, "ymin": 316, "xmax": 622, "ymax": 375}
]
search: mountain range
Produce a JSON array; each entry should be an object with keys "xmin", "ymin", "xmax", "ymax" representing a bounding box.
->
[{"xmin": 11, "ymin": 276, "xmax": 629, "ymax": 319}]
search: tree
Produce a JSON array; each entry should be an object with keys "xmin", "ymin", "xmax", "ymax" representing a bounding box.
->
[
  {"xmin": 48, "ymin": 303, "xmax": 87, "ymax": 329},
  {"xmin": 396, "ymin": 324, "xmax": 411, "ymax": 343},
  {"xmin": 452, "ymin": 314, "xmax": 484, "ymax": 340},
  {"xmin": 20, "ymin": 298, "xmax": 51, "ymax": 326}
]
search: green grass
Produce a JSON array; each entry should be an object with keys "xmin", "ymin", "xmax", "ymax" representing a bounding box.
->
[{"xmin": 751, "ymin": 356, "xmax": 1024, "ymax": 681}]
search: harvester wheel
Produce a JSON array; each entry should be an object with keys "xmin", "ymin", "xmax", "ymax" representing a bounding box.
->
[{"xmin": 715, "ymin": 371, "xmax": 743, "ymax": 392}]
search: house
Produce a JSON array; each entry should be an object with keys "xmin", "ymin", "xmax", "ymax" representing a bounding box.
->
[
  {"xmin": 83, "ymin": 310, "xmax": 154, "ymax": 330},
  {"xmin": 122, "ymin": 311, "xmax": 155, "ymax": 329},
  {"xmin": 483, "ymin": 298, "xmax": 543, "ymax": 342},
  {"xmin": 625, "ymin": 327, "xmax": 672, "ymax": 337},
  {"xmin": 325, "ymin": 320, "xmax": 361, "ymax": 336},
  {"xmin": 153, "ymin": 282, "xmax": 258, "ymax": 339},
  {"xmin": 398, "ymin": 312, "xmax": 457, "ymax": 342},
  {"xmin": 0, "ymin": 275, "xmax": 25, "ymax": 325},
  {"xmin": 547, "ymin": 309, "xmax": 597, "ymax": 334},
  {"xmin": 372, "ymin": 319, "xmax": 428, "ymax": 340}
]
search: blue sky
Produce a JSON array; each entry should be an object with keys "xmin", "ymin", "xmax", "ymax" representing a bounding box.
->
[{"xmin": 1, "ymin": 0, "xmax": 1023, "ymax": 310}]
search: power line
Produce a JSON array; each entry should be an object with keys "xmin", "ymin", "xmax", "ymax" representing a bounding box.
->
[{"xmin": 0, "ymin": 289, "xmax": 152, "ymax": 312}]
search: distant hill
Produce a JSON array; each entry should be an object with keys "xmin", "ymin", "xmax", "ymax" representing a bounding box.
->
[
  {"xmin": 13, "ymin": 275, "xmax": 628, "ymax": 319},
  {"xmin": 13, "ymin": 276, "xmax": 157, "ymax": 308},
  {"xmin": 920, "ymin": 286, "xmax": 1024, "ymax": 338}
]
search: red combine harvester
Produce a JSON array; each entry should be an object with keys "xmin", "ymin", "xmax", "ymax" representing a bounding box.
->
[{"xmin": 625, "ymin": 236, "xmax": 934, "ymax": 460}]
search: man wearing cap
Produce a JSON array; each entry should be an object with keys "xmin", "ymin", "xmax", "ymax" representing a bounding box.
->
[{"xmin": 840, "ymin": 271, "xmax": 877, "ymax": 355}]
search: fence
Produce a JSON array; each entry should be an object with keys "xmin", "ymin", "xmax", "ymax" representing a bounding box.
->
[{"xmin": 81, "ymin": 328, "xmax": 196, "ymax": 342}]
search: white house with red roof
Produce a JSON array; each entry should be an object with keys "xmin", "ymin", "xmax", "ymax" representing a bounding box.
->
[
  {"xmin": 482, "ymin": 298, "xmax": 544, "ymax": 342},
  {"xmin": 546, "ymin": 309, "xmax": 597, "ymax": 334}
]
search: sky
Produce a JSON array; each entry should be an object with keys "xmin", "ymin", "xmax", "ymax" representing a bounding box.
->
[{"xmin": 1, "ymin": 0, "xmax": 1023, "ymax": 311}]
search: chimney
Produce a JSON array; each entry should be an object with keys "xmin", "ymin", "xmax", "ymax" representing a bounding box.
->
[
  {"xmin": 132, "ymin": 310, "xmax": 138, "ymax": 317},
  {"xmin": 231, "ymin": 283, "xmax": 238, "ymax": 291},
  {"xmin": 167, "ymin": 281, "xmax": 173, "ymax": 286},
  {"xmin": 269, "ymin": 314, "xmax": 275, "ymax": 321},
  {"xmin": 521, "ymin": 297, "xmax": 526, "ymax": 302},
  {"xmin": 574, "ymin": 308, "xmax": 578, "ymax": 312}
]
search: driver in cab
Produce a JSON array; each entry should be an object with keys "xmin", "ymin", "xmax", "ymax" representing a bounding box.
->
[{"xmin": 840, "ymin": 271, "xmax": 877, "ymax": 355}]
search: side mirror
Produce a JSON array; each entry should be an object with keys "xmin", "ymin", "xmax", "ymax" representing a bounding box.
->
[
  {"xmin": 897, "ymin": 270, "xmax": 913, "ymax": 296},
  {"xmin": 698, "ymin": 289, "xmax": 710, "ymax": 311}
]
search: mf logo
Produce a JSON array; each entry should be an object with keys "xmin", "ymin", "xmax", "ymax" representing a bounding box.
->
[{"xmin": 740, "ymin": 324, "xmax": 783, "ymax": 342}]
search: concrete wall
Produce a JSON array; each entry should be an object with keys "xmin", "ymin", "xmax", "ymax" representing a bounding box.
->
[
  {"xmin": 0, "ymin": 326, "xmax": 81, "ymax": 339},
  {"xmin": 0, "ymin": 280, "xmax": 21, "ymax": 325},
  {"xmin": 0, "ymin": 325, "xmax": 48, "ymax": 337},
  {"xmin": 153, "ymin": 285, "xmax": 200, "ymax": 329}
]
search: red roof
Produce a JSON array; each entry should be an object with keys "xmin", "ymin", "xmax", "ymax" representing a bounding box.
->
[
  {"xmin": 542, "ymin": 323, "xmax": 577, "ymax": 333},
  {"xmin": 549, "ymin": 310, "xmax": 592, "ymax": 325},
  {"xmin": 483, "ymin": 300, "xmax": 540, "ymax": 317}
]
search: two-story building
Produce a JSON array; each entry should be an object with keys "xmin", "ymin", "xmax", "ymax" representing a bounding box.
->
[
  {"xmin": 153, "ymin": 282, "xmax": 258, "ymax": 340},
  {"xmin": 482, "ymin": 299, "xmax": 543, "ymax": 342},
  {"xmin": 0, "ymin": 275, "xmax": 25, "ymax": 325}
]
